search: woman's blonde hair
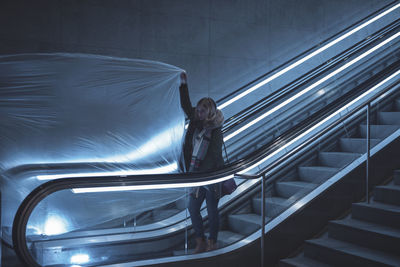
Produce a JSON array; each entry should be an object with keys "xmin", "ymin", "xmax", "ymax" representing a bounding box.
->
[{"xmin": 196, "ymin": 97, "xmax": 217, "ymax": 122}]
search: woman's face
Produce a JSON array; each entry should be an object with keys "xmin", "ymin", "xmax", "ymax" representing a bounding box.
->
[{"xmin": 196, "ymin": 104, "xmax": 209, "ymax": 121}]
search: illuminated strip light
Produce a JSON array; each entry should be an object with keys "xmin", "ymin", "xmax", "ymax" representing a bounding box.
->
[
  {"xmin": 224, "ymin": 31, "xmax": 400, "ymax": 142},
  {"xmin": 239, "ymin": 68, "xmax": 400, "ymax": 175},
  {"xmin": 217, "ymin": 3, "xmax": 400, "ymax": 110},
  {"xmin": 71, "ymin": 174, "xmax": 235, "ymax": 193},
  {"xmin": 70, "ymin": 67, "xmax": 400, "ymax": 193},
  {"xmin": 36, "ymin": 163, "xmax": 178, "ymax": 181}
]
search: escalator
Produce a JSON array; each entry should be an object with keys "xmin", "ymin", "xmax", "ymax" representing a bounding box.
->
[
  {"xmin": 6, "ymin": 2, "xmax": 400, "ymax": 266},
  {"xmin": 14, "ymin": 52, "xmax": 400, "ymax": 267}
]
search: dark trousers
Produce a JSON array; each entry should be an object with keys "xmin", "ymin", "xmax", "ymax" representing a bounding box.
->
[{"xmin": 188, "ymin": 186, "xmax": 219, "ymax": 241}]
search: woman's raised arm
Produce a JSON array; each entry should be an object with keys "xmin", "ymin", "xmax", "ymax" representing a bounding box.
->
[{"xmin": 179, "ymin": 72, "xmax": 194, "ymax": 119}]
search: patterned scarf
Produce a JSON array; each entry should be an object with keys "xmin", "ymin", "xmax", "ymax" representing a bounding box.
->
[{"xmin": 189, "ymin": 128, "xmax": 212, "ymax": 172}]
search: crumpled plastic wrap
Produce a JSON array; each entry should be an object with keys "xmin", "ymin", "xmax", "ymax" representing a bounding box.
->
[{"xmin": 0, "ymin": 53, "xmax": 187, "ymax": 242}]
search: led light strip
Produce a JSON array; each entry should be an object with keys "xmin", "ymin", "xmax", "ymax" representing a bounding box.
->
[
  {"xmin": 72, "ymin": 66, "xmax": 400, "ymax": 193},
  {"xmin": 238, "ymin": 68, "xmax": 400, "ymax": 175},
  {"xmin": 223, "ymin": 31, "xmax": 400, "ymax": 142},
  {"xmin": 71, "ymin": 174, "xmax": 235, "ymax": 193},
  {"xmin": 37, "ymin": 163, "xmax": 178, "ymax": 181},
  {"xmin": 217, "ymin": 3, "xmax": 400, "ymax": 110}
]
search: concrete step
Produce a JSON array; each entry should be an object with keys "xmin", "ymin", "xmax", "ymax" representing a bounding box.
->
[
  {"xmin": 352, "ymin": 201, "xmax": 400, "ymax": 229},
  {"xmin": 374, "ymin": 184, "xmax": 400, "ymax": 206},
  {"xmin": 328, "ymin": 217, "xmax": 400, "ymax": 255},
  {"xmin": 378, "ymin": 112, "xmax": 400, "ymax": 125},
  {"xmin": 339, "ymin": 138, "xmax": 380, "ymax": 154},
  {"xmin": 218, "ymin": 230, "xmax": 245, "ymax": 247},
  {"xmin": 394, "ymin": 170, "xmax": 400, "ymax": 185},
  {"xmin": 359, "ymin": 124, "xmax": 399, "ymax": 139},
  {"xmin": 252, "ymin": 196, "xmax": 290, "ymax": 217},
  {"xmin": 298, "ymin": 166, "xmax": 338, "ymax": 183},
  {"xmin": 228, "ymin": 213, "xmax": 264, "ymax": 236},
  {"xmin": 304, "ymin": 236, "xmax": 400, "ymax": 266},
  {"xmin": 318, "ymin": 152, "xmax": 361, "ymax": 168},
  {"xmin": 275, "ymin": 181, "xmax": 316, "ymax": 199},
  {"xmin": 279, "ymin": 253, "xmax": 331, "ymax": 267}
]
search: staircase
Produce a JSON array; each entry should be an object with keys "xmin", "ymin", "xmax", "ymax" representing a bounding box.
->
[
  {"xmin": 280, "ymin": 169, "xmax": 400, "ymax": 267},
  {"xmin": 220, "ymin": 97, "xmax": 400, "ymax": 250}
]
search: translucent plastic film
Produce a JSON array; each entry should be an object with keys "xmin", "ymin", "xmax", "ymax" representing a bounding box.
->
[{"xmin": 0, "ymin": 53, "xmax": 186, "ymax": 241}]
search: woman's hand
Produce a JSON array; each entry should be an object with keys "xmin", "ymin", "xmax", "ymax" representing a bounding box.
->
[{"xmin": 180, "ymin": 72, "xmax": 187, "ymax": 85}]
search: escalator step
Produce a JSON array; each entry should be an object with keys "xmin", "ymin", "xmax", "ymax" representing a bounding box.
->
[
  {"xmin": 252, "ymin": 196, "xmax": 290, "ymax": 217},
  {"xmin": 218, "ymin": 230, "xmax": 245, "ymax": 247},
  {"xmin": 275, "ymin": 181, "xmax": 316, "ymax": 199},
  {"xmin": 175, "ymin": 197, "xmax": 188, "ymax": 210},
  {"xmin": 172, "ymin": 231, "xmax": 245, "ymax": 256},
  {"xmin": 228, "ymin": 213, "xmax": 264, "ymax": 236},
  {"xmin": 152, "ymin": 208, "xmax": 181, "ymax": 222},
  {"xmin": 378, "ymin": 112, "xmax": 400, "ymax": 125},
  {"xmin": 298, "ymin": 166, "xmax": 338, "ymax": 183},
  {"xmin": 359, "ymin": 124, "xmax": 399, "ymax": 139},
  {"xmin": 318, "ymin": 151, "xmax": 361, "ymax": 168},
  {"xmin": 339, "ymin": 138, "xmax": 380, "ymax": 154}
]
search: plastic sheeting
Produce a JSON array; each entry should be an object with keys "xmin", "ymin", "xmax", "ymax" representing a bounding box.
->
[{"xmin": 0, "ymin": 53, "xmax": 187, "ymax": 242}]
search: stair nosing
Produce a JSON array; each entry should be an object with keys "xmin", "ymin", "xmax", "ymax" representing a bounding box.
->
[
  {"xmin": 354, "ymin": 200, "xmax": 400, "ymax": 212},
  {"xmin": 330, "ymin": 217, "xmax": 400, "ymax": 238},
  {"xmin": 306, "ymin": 237, "xmax": 400, "ymax": 265}
]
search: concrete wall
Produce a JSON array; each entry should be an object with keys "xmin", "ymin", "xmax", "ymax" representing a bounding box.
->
[{"xmin": 0, "ymin": 0, "xmax": 391, "ymax": 105}]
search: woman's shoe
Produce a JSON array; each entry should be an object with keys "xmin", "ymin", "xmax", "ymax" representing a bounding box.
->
[
  {"xmin": 194, "ymin": 237, "xmax": 207, "ymax": 254},
  {"xmin": 206, "ymin": 239, "xmax": 217, "ymax": 251}
]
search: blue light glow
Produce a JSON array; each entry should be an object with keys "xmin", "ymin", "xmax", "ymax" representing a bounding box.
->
[
  {"xmin": 43, "ymin": 215, "xmax": 68, "ymax": 235},
  {"xmin": 37, "ymin": 162, "xmax": 178, "ymax": 180},
  {"xmin": 70, "ymin": 254, "xmax": 90, "ymax": 264}
]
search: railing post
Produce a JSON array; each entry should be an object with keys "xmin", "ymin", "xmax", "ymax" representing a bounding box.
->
[
  {"xmin": 366, "ymin": 103, "xmax": 371, "ymax": 204},
  {"xmin": 0, "ymin": 190, "xmax": 3, "ymax": 267},
  {"xmin": 261, "ymin": 173, "xmax": 265, "ymax": 267},
  {"xmin": 185, "ymin": 187, "xmax": 188, "ymax": 254}
]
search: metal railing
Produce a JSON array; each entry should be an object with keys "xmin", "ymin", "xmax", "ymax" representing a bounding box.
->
[{"xmin": 232, "ymin": 72, "xmax": 400, "ymax": 267}]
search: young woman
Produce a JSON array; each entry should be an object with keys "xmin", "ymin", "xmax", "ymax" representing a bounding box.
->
[{"xmin": 179, "ymin": 72, "xmax": 224, "ymax": 253}]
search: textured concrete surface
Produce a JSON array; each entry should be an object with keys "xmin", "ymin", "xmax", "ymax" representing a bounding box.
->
[{"xmin": 0, "ymin": 0, "xmax": 393, "ymax": 107}]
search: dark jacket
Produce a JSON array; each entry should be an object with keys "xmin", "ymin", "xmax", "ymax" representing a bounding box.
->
[{"xmin": 179, "ymin": 84, "xmax": 224, "ymax": 173}]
